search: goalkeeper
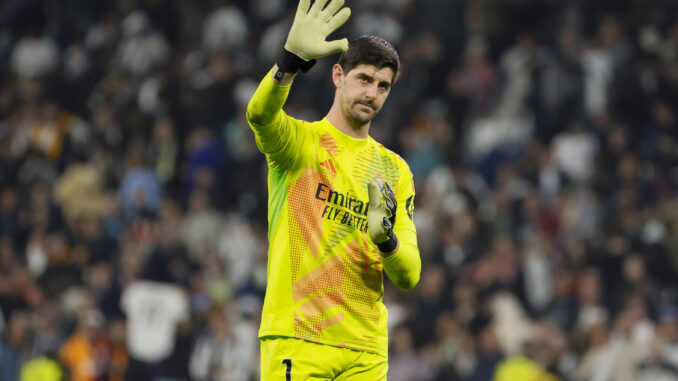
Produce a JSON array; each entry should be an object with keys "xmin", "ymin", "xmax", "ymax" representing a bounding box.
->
[{"xmin": 247, "ymin": 0, "xmax": 421, "ymax": 379}]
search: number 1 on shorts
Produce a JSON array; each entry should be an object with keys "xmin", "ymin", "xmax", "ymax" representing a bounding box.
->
[{"xmin": 282, "ymin": 358, "xmax": 292, "ymax": 380}]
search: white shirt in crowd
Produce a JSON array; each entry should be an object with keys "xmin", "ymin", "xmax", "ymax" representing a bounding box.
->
[{"xmin": 121, "ymin": 280, "xmax": 189, "ymax": 362}]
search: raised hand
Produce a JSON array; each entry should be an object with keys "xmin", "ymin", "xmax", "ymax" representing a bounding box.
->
[{"xmin": 284, "ymin": 0, "xmax": 351, "ymax": 61}]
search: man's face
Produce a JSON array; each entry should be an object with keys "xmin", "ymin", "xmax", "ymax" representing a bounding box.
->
[{"xmin": 333, "ymin": 64, "xmax": 394, "ymax": 126}]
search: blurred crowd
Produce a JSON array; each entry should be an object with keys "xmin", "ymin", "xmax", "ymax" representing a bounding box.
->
[{"xmin": 1, "ymin": 0, "xmax": 678, "ymax": 380}]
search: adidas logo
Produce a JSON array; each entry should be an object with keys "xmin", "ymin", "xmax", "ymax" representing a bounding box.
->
[{"xmin": 319, "ymin": 159, "xmax": 337, "ymax": 174}]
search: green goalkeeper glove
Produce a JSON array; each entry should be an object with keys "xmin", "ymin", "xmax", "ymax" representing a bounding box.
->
[
  {"xmin": 277, "ymin": 0, "xmax": 351, "ymax": 74},
  {"xmin": 368, "ymin": 179, "xmax": 399, "ymax": 254}
]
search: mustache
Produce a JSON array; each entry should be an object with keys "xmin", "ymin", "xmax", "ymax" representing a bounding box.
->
[{"xmin": 355, "ymin": 100, "xmax": 376, "ymax": 110}]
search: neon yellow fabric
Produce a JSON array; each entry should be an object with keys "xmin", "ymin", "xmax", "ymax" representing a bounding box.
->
[
  {"xmin": 493, "ymin": 356, "xmax": 561, "ymax": 381},
  {"xmin": 261, "ymin": 336, "xmax": 387, "ymax": 380},
  {"xmin": 248, "ymin": 71, "xmax": 421, "ymax": 357},
  {"xmin": 20, "ymin": 357, "xmax": 63, "ymax": 381}
]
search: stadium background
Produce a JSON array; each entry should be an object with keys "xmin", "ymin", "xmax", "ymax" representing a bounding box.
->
[{"xmin": 1, "ymin": 0, "xmax": 678, "ymax": 380}]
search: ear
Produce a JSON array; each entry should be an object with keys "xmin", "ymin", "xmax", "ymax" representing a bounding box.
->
[{"xmin": 332, "ymin": 64, "xmax": 344, "ymax": 88}]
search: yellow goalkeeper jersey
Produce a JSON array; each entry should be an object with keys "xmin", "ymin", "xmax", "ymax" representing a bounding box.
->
[{"xmin": 247, "ymin": 71, "xmax": 421, "ymax": 357}]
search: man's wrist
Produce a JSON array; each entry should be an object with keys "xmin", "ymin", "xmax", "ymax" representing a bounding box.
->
[
  {"xmin": 377, "ymin": 235, "xmax": 399, "ymax": 257},
  {"xmin": 271, "ymin": 65, "xmax": 297, "ymax": 85},
  {"xmin": 276, "ymin": 48, "xmax": 316, "ymax": 75}
]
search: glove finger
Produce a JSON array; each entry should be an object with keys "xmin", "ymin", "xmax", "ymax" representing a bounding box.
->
[
  {"xmin": 368, "ymin": 180, "xmax": 383, "ymax": 206},
  {"xmin": 383, "ymin": 183, "xmax": 397, "ymax": 224},
  {"xmin": 385, "ymin": 198, "xmax": 395, "ymax": 212},
  {"xmin": 325, "ymin": 7, "xmax": 351, "ymax": 33},
  {"xmin": 384, "ymin": 183, "xmax": 396, "ymax": 208},
  {"xmin": 383, "ymin": 183, "xmax": 395, "ymax": 202},
  {"xmin": 382, "ymin": 217, "xmax": 393, "ymax": 231},
  {"xmin": 296, "ymin": 0, "xmax": 312, "ymax": 17},
  {"xmin": 309, "ymin": 0, "xmax": 330, "ymax": 16},
  {"xmin": 387, "ymin": 195, "xmax": 396, "ymax": 214},
  {"xmin": 320, "ymin": 39, "xmax": 349, "ymax": 55},
  {"xmin": 320, "ymin": 0, "xmax": 345, "ymax": 21},
  {"xmin": 383, "ymin": 182, "xmax": 394, "ymax": 195}
]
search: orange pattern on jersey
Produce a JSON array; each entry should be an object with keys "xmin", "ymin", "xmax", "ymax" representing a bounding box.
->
[
  {"xmin": 319, "ymin": 133, "xmax": 340, "ymax": 156},
  {"xmin": 353, "ymin": 146, "xmax": 400, "ymax": 193},
  {"xmin": 337, "ymin": 342, "xmax": 378, "ymax": 352},
  {"xmin": 292, "ymin": 255, "xmax": 347, "ymax": 337},
  {"xmin": 295, "ymin": 312, "xmax": 347, "ymax": 339},
  {"xmin": 299, "ymin": 288, "xmax": 345, "ymax": 318},
  {"xmin": 292, "ymin": 254, "xmax": 344, "ymax": 302},
  {"xmin": 288, "ymin": 167, "xmax": 330, "ymax": 279},
  {"xmin": 313, "ymin": 313, "xmax": 344, "ymax": 333},
  {"xmin": 354, "ymin": 337, "xmax": 378, "ymax": 344},
  {"xmin": 346, "ymin": 236, "xmax": 375, "ymax": 275},
  {"xmin": 324, "ymin": 218, "xmax": 355, "ymax": 249},
  {"xmin": 340, "ymin": 235, "xmax": 382, "ymax": 324}
]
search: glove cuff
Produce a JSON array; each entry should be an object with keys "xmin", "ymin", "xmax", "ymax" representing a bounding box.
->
[
  {"xmin": 276, "ymin": 49, "xmax": 317, "ymax": 76},
  {"xmin": 377, "ymin": 233, "xmax": 399, "ymax": 255}
]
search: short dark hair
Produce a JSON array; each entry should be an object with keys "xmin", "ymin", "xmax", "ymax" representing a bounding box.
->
[{"xmin": 338, "ymin": 35, "xmax": 400, "ymax": 84}]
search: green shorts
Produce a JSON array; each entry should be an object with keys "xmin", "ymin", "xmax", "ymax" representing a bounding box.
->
[{"xmin": 260, "ymin": 336, "xmax": 388, "ymax": 380}]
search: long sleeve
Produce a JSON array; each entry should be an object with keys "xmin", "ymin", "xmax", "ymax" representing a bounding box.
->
[
  {"xmin": 246, "ymin": 69, "xmax": 310, "ymax": 169},
  {"xmin": 382, "ymin": 166, "xmax": 421, "ymax": 290},
  {"xmin": 383, "ymin": 243, "xmax": 421, "ymax": 290}
]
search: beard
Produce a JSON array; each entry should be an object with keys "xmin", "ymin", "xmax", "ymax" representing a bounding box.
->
[{"xmin": 345, "ymin": 100, "xmax": 379, "ymax": 125}]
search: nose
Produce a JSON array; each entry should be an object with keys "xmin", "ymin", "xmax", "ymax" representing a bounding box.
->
[{"xmin": 365, "ymin": 83, "xmax": 378, "ymax": 99}]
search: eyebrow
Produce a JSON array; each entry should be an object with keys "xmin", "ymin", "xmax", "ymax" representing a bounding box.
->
[{"xmin": 356, "ymin": 72, "xmax": 391, "ymax": 88}]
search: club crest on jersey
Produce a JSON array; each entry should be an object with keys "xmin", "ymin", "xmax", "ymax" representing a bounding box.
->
[{"xmin": 406, "ymin": 195, "xmax": 414, "ymax": 220}]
